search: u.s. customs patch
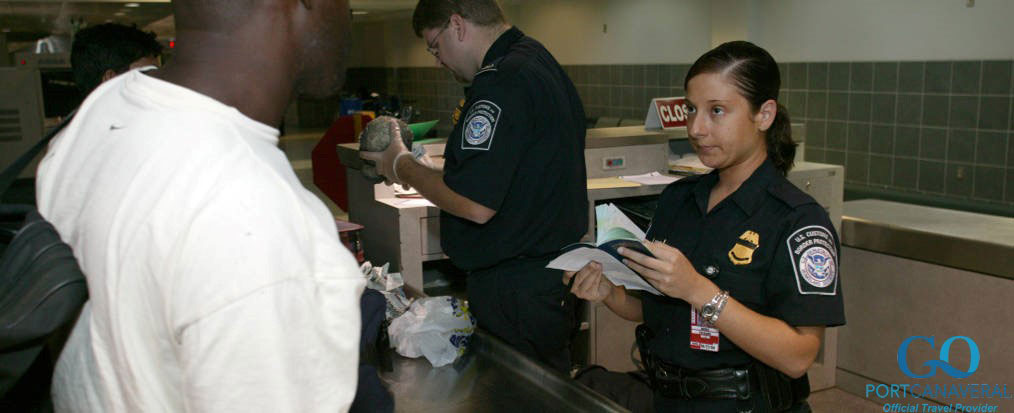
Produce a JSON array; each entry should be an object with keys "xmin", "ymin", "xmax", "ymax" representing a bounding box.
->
[
  {"xmin": 461, "ymin": 100, "xmax": 500, "ymax": 151},
  {"xmin": 786, "ymin": 225, "xmax": 838, "ymax": 295}
]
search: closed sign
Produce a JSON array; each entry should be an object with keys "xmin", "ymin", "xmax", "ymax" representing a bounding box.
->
[{"xmin": 644, "ymin": 97, "xmax": 689, "ymax": 130}]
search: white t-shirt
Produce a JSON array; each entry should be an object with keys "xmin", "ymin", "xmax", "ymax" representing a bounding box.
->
[{"xmin": 36, "ymin": 70, "xmax": 365, "ymax": 412}]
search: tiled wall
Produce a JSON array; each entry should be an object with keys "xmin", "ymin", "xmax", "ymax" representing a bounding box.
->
[{"xmin": 345, "ymin": 61, "xmax": 1014, "ymax": 213}]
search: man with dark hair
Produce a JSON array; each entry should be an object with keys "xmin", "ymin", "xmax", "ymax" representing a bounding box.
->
[
  {"xmin": 70, "ymin": 23, "xmax": 163, "ymax": 95},
  {"xmin": 38, "ymin": 0, "xmax": 364, "ymax": 411},
  {"xmin": 362, "ymin": 0, "xmax": 588, "ymax": 373}
]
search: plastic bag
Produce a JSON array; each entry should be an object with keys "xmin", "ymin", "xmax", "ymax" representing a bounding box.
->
[
  {"xmin": 360, "ymin": 261, "xmax": 412, "ymax": 319},
  {"xmin": 387, "ymin": 296, "xmax": 475, "ymax": 367}
]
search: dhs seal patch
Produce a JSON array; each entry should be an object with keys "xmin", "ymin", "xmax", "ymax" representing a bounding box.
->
[
  {"xmin": 786, "ymin": 225, "xmax": 838, "ymax": 295},
  {"xmin": 461, "ymin": 100, "xmax": 500, "ymax": 151}
]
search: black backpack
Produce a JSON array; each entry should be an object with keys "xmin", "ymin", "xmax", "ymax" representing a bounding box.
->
[{"xmin": 0, "ymin": 114, "xmax": 88, "ymax": 411}]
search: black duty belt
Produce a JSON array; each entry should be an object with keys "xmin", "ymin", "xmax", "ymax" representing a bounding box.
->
[{"xmin": 643, "ymin": 354, "xmax": 752, "ymax": 400}]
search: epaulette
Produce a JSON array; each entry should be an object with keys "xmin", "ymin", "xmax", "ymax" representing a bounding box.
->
[
  {"xmin": 475, "ymin": 57, "xmax": 504, "ymax": 77},
  {"xmin": 767, "ymin": 181, "xmax": 817, "ymax": 208}
]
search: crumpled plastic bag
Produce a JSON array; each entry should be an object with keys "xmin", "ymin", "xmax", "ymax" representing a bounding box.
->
[{"xmin": 387, "ymin": 296, "xmax": 476, "ymax": 367}]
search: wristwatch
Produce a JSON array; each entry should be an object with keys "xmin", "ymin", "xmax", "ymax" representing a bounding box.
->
[{"xmin": 700, "ymin": 290, "xmax": 730, "ymax": 325}]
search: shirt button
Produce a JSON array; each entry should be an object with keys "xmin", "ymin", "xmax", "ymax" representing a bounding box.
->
[{"xmin": 703, "ymin": 265, "xmax": 719, "ymax": 278}]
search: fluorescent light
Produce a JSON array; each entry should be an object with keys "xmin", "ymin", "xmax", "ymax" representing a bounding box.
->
[
  {"xmin": 124, "ymin": 2, "xmax": 140, "ymax": 7},
  {"xmin": 352, "ymin": 10, "xmax": 368, "ymax": 15}
]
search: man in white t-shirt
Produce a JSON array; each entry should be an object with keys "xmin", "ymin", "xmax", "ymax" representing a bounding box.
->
[{"xmin": 36, "ymin": 0, "xmax": 365, "ymax": 411}]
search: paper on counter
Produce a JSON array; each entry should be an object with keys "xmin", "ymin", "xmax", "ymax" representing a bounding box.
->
[
  {"xmin": 587, "ymin": 176, "xmax": 642, "ymax": 189},
  {"xmin": 392, "ymin": 198, "xmax": 436, "ymax": 207},
  {"xmin": 620, "ymin": 171, "xmax": 682, "ymax": 186}
]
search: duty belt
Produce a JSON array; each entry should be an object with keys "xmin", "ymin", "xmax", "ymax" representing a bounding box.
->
[{"xmin": 643, "ymin": 354, "xmax": 751, "ymax": 400}]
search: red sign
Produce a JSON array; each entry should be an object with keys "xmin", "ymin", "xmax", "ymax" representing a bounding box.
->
[{"xmin": 644, "ymin": 97, "xmax": 689, "ymax": 130}]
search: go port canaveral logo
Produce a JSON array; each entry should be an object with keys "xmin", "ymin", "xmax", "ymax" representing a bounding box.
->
[{"xmin": 866, "ymin": 336, "xmax": 1011, "ymax": 412}]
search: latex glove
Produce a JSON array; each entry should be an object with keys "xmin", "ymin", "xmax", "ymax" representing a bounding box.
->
[
  {"xmin": 562, "ymin": 261, "xmax": 614, "ymax": 303},
  {"xmin": 359, "ymin": 122, "xmax": 411, "ymax": 185}
]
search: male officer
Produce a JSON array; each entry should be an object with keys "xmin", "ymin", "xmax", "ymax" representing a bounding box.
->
[{"xmin": 361, "ymin": 0, "xmax": 587, "ymax": 373}]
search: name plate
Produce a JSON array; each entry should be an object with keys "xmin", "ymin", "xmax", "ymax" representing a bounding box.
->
[{"xmin": 644, "ymin": 97, "xmax": 689, "ymax": 130}]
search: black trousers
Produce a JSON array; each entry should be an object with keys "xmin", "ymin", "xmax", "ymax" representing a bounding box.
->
[{"xmin": 466, "ymin": 257, "xmax": 578, "ymax": 374}]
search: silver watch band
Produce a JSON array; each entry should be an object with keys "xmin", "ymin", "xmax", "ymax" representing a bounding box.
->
[{"xmin": 703, "ymin": 290, "xmax": 730, "ymax": 325}]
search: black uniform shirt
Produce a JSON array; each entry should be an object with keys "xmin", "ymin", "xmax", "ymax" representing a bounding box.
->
[
  {"xmin": 642, "ymin": 159, "xmax": 845, "ymax": 370},
  {"xmin": 440, "ymin": 27, "xmax": 588, "ymax": 271}
]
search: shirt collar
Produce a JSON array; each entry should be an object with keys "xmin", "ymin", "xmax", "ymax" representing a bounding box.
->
[
  {"xmin": 482, "ymin": 26, "xmax": 524, "ymax": 67},
  {"xmin": 691, "ymin": 158, "xmax": 780, "ymax": 216}
]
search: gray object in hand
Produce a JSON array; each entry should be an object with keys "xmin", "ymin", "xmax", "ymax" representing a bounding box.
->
[{"xmin": 358, "ymin": 116, "xmax": 414, "ymax": 182}]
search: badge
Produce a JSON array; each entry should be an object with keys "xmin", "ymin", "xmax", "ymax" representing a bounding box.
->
[
  {"xmin": 690, "ymin": 308, "xmax": 719, "ymax": 352},
  {"xmin": 460, "ymin": 100, "xmax": 500, "ymax": 151},
  {"xmin": 452, "ymin": 98, "xmax": 465, "ymax": 127},
  {"xmin": 728, "ymin": 230, "xmax": 759, "ymax": 265},
  {"xmin": 786, "ymin": 225, "xmax": 838, "ymax": 295}
]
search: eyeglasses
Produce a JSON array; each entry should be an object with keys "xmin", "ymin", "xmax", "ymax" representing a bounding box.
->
[{"xmin": 426, "ymin": 23, "xmax": 449, "ymax": 57}]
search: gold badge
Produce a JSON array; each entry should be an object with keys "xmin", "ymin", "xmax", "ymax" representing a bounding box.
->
[
  {"xmin": 452, "ymin": 98, "xmax": 466, "ymax": 127},
  {"xmin": 728, "ymin": 230, "xmax": 760, "ymax": 265}
]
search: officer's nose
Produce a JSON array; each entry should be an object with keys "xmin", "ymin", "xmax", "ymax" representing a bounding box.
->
[{"xmin": 688, "ymin": 115, "xmax": 707, "ymax": 139}]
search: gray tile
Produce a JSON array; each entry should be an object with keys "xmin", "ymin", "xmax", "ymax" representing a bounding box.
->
[
  {"xmin": 921, "ymin": 94, "xmax": 950, "ymax": 127},
  {"xmin": 898, "ymin": 62, "xmax": 924, "ymax": 93},
  {"xmin": 608, "ymin": 66, "xmax": 622, "ymax": 85},
  {"xmin": 981, "ymin": 60, "xmax": 1012, "ymax": 94},
  {"xmin": 924, "ymin": 62, "xmax": 952, "ymax": 93},
  {"xmin": 829, "ymin": 63, "xmax": 850, "ymax": 91},
  {"xmin": 870, "ymin": 155, "xmax": 893, "ymax": 185},
  {"xmin": 920, "ymin": 128, "xmax": 947, "ymax": 160},
  {"xmin": 673, "ymin": 65, "xmax": 690, "ymax": 88},
  {"xmin": 634, "ymin": 88, "xmax": 648, "ymax": 110},
  {"xmin": 945, "ymin": 163, "xmax": 974, "ymax": 197},
  {"xmin": 848, "ymin": 123, "xmax": 871, "ymax": 152},
  {"xmin": 645, "ymin": 65, "xmax": 659, "ymax": 87},
  {"xmin": 826, "ymin": 121, "xmax": 847, "ymax": 150},
  {"xmin": 806, "ymin": 120, "xmax": 827, "ymax": 147},
  {"xmin": 871, "ymin": 125, "xmax": 894, "ymax": 154},
  {"xmin": 948, "ymin": 129, "xmax": 976, "ymax": 163},
  {"xmin": 919, "ymin": 160, "xmax": 945, "ymax": 192},
  {"xmin": 952, "ymin": 61, "xmax": 981, "ymax": 94},
  {"xmin": 872, "ymin": 94, "xmax": 896, "ymax": 123},
  {"xmin": 825, "ymin": 149, "xmax": 846, "ymax": 166},
  {"xmin": 978, "ymin": 96, "xmax": 1011, "ymax": 130},
  {"xmin": 1010, "ymin": 132, "xmax": 1014, "ymax": 168},
  {"xmin": 805, "ymin": 146, "xmax": 825, "ymax": 163},
  {"xmin": 808, "ymin": 63, "xmax": 829, "ymax": 90},
  {"xmin": 787, "ymin": 91, "xmax": 806, "ymax": 119},
  {"xmin": 873, "ymin": 62, "xmax": 899, "ymax": 92},
  {"xmin": 974, "ymin": 166, "xmax": 1005, "ymax": 200},
  {"xmin": 976, "ymin": 131, "xmax": 1007, "ymax": 166},
  {"xmin": 625, "ymin": 65, "xmax": 637, "ymax": 86},
  {"xmin": 949, "ymin": 96, "xmax": 978, "ymax": 129},
  {"xmin": 849, "ymin": 93, "xmax": 872, "ymax": 122},
  {"xmin": 657, "ymin": 65, "xmax": 672, "ymax": 87},
  {"xmin": 807, "ymin": 91, "xmax": 828, "ymax": 119},
  {"xmin": 894, "ymin": 158, "xmax": 918, "ymax": 188},
  {"xmin": 895, "ymin": 126, "xmax": 920, "ymax": 157},
  {"xmin": 633, "ymin": 65, "xmax": 645, "ymax": 87},
  {"xmin": 897, "ymin": 94, "xmax": 922, "ymax": 125},
  {"xmin": 789, "ymin": 63, "xmax": 808, "ymax": 89},
  {"xmin": 622, "ymin": 87, "xmax": 635, "ymax": 108},
  {"xmin": 828, "ymin": 92, "xmax": 849, "ymax": 121},
  {"xmin": 851, "ymin": 62, "xmax": 873, "ymax": 92},
  {"xmin": 846, "ymin": 152, "xmax": 869, "ymax": 182},
  {"xmin": 1007, "ymin": 168, "xmax": 1014, "ymax": 202}
]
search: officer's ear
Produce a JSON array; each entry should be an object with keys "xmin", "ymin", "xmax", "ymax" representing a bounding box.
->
[
  {"xmin": 755, "ymin": 99, "xmax": 776, "ymax": 132},
  {"xmin": 449, "ymin": 13, "xmax": 466, "ymax": 42}
]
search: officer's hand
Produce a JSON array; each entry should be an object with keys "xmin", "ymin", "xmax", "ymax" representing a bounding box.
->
[
  {"xmin": 359, "ymin": 122, "xmax": 411, "ymax": 185},
  {"xmin": 562, "ymin": 261, "xmax": 613, "ymax": 303},
  {"xmin": 619, "ymin": 241, "xmax": 702, "ymax": 301}
]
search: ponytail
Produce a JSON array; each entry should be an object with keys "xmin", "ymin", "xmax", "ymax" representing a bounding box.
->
[{"xmin": 767, "ymin": 103, "xmax": 796, "ymax": 176}]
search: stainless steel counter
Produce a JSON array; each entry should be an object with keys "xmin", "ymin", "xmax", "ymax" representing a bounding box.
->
[
  {"xmin": 842, "ymin": 199, "xmax": 1014, "ymax": 278},
  {"xmin": 381, "ymin": 329, "xmax": 627, "ymax": 413}
]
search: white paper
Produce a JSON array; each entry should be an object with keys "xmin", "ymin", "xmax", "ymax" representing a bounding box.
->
[
  {"xmin": 547, "ymin": 247, "xmax": 662, "ymax": 295},
  {"xmin": 392, "ymin": 198, "xmax": 436, "ymax": 207},
  {"xmin": 620, "ymin": 171, "xmax": 682, "ymax": 186}
]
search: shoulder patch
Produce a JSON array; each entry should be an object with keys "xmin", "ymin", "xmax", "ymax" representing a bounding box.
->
[
  {"xmin": 461, "ymin": 100, "xmax": 501, "ymax": 151},
  {"xmin": 786, "ymin": 225, "xmax": 838, "ymax": 295}
]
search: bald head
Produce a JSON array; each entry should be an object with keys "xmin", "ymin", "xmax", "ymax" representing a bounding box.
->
[{"xmin": 171, "ymin": 0, "xmax": 259, "ymax": 32}]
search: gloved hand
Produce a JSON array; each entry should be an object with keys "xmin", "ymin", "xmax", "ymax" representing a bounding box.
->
[{"xmin": 359, "ymin": 120, "xmax": 413, "ymax": 186}]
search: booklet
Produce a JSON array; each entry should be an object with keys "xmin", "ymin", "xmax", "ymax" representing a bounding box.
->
[{"xmin": 547, "ymin": 204, "xmax": 663, "ymax": 295}]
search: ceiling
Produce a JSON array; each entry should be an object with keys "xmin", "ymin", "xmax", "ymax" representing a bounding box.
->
[{"xmin": 1, "ymin": 0, "xmax": 419, "ymax": 47}]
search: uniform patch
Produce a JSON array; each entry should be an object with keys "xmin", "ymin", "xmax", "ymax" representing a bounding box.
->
[
  {"xmin": 786, "ymin": 225, "xmax": 838, "ymax": 295},
  {"xmin": 728, "ymin": 230, "xmax": 759, "ymax": 265},
  {"xmin": 461, "ymin": 100, "xmax": 500, "ymax": 151}
]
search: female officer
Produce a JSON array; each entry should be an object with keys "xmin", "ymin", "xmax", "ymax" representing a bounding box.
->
[{"xmin": 565, "ymin": 41, "xmax": 844, "ymax": 412}]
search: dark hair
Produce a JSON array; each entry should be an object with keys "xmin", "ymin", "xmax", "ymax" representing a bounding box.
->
[
  {"xmin": 684, "ymin": 41, "xmax": 796, "ymax": 175},
  {"xmin": 71, "ymin": 23, "xmax": 163, "ymax": 95},
  {"xmin": 412, "ymin": 0, "xmax": 507, "ymax": 37}
]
